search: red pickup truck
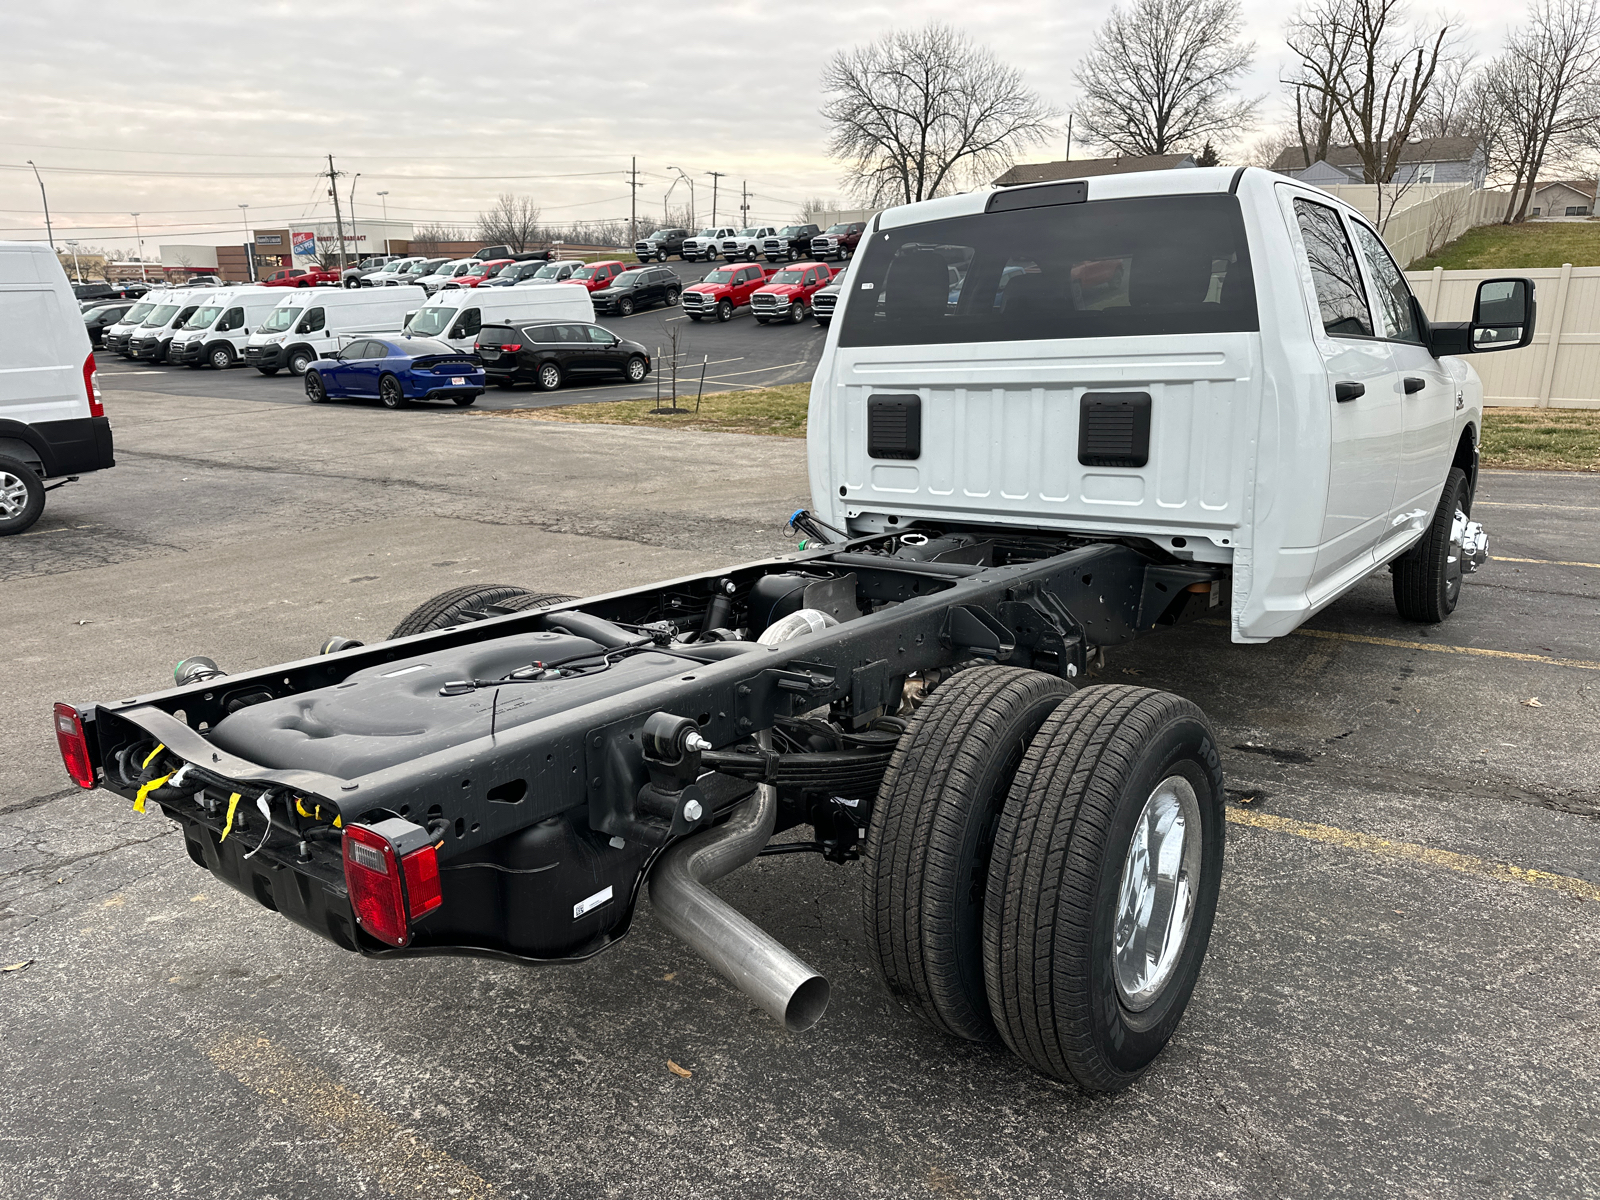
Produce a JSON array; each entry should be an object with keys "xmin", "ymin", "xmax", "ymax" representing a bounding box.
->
[
  {"xmin": 569, "ymin": 261, "xmax": 629, "ymax": 293},
  {"xmin": 442, "ymin": 259, "xmax": 516, "ymax": 289},
  {"xmin": 749, "ymin": 262, "xmax": 836, "ymax": 324},
  {"xmin": 262, "ymin": 266, "xmax": 342, "ymax": 288},
  {"xmin": 681, "ymin": 263, "xmax": 777, "ymax": 322}
]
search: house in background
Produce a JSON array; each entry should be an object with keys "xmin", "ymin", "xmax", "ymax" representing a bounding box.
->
[
  {"xmin": 1528, "ymin": 180, "xmax": 1595, "ymax": 217},
  {"xmin": 992, "ymin": 153, "xmax": 1196, "ymax": 187},
  {"xmin": 1271, "ymin": 138, "xmax": 1487, "ymax": 187}
]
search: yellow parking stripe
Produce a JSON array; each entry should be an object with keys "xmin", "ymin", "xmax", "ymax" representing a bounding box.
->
[
  {"xmin": 207, "ymin": 1033, "xmax": 498, "ymax": 1199},
  {"xmin": 1226, "ymin": 809, "xmax": 1600, "ymax": 903},
  {"xmin": 1286, "ymin": 626, "xmax": 1600, "ymax": 671},
  {"xmin": 1493, "ymin": 555, "xmax": 1600, "ymax": 570}
]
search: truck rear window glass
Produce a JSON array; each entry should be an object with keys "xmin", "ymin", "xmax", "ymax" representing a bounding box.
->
[{"xmin": 836, "ymin": 194, "xmax": 1258, "ymax": 347}]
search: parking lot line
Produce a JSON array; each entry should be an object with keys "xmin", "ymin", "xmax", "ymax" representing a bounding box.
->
[
  {"xmin": 1493, "ymin": 555, "xmax": 1600, "ymax": 570},
  {"xmin": 704, "ymin": 361, "xmax": 810, "ymax": 379},
  {"xmin": 207, "ymin": 1032, "xmax": 498, "ymax": 1199},
  {"xmin": 1202, "ymin": 619, "xmax": 1600, "ymax": 670},
  {"xmin": 1226, "ymin": 809, "xmax": 1600, "ymax": 903},
  {"xmin": 1476, "ymin": 501, "xmax": 1600, "ymax": 512}
]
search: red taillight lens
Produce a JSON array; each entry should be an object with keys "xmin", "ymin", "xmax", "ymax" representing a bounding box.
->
[
  {"xmin": 401, "ymin": 845, "xmax": 442, "ymax": 919},
  {"xmin": 343, "ymin": 825, "xmax": 408, "ymax": 946},
  {"xmin": 54, "ymin": 702, "xmax": 95, "ymax": 789},
  {"xmin": 500, "ymin": 343, "xmax": 522, "ymax": 352},
  {"xmin": 82, "ymin": 353, "xmax": 104, "ymax": 418}
]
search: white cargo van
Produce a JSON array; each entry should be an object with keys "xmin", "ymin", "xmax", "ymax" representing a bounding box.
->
[
  {"xmin": 166, "ymin": 286, "xmax": 286, "ymax": 369},
  {"xmin": 102, "ymin": 289, "xmax": 176, "ymax": 357},
  {"xmin": 245, "ymin": 286, "xmax": 427, "ymax": 375},
  {"xmin": 0, "ymin": 240, "xmax": 114, "ymax": 535},
  {"xmin": 129, "ymin": 291, "xmax": 217, "ymax": 363},
  {"xmin": 405, "ymin": 284, "xmax": 595, "ymax": 351}
]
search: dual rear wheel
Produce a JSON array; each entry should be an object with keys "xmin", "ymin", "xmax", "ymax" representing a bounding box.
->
[{"xmin": 863, "ymin": 666, "xmax": 1224, "ymax": 1092}]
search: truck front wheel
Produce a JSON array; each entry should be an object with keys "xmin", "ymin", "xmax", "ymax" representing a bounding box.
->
[
  {"xmin": 0, "ymin": 454, "xmax": 46, "ymax": 536},
  {"xmin": 1392, "ymin": 467, "xmax": 1477, "ymax": 623},
  {"xmin": 983, "ymin": 685, "xmax": 1225, "ymax": 1091},
  {"xmin": 716, "ymin": 299, "xmax": 733, "ymax": 322},
  {"xmin": 863, "ymin": 665, "xmax": 1074, "ymax": 1042}
]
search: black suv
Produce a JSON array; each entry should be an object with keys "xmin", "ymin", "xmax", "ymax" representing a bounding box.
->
[
  {"xmin": 634, "ymin": 228, "xmax": 688, "ymax": 262},
  {"xmin": 761, "ymin": 224, "xmax": 821, "ymax": 262},
  {"xmin": 83, "ymin": 300, "xmax": 136, "ymax": 344},
  {"xmin": 476, "ymin": 322, "xmax": 651, "ymax": 392},
  {"xmin": 590, "ymin": 266, "xmax": 682, "ymax": 316}
]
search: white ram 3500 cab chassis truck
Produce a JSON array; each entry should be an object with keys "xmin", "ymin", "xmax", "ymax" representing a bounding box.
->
[{"xmin": 59, "ymin": 168, "xmax": 1533, "ymax": 1097}]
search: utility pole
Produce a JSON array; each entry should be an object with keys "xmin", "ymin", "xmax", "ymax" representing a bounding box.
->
[
  {"xmin": 740, "ymin": 180, "xmax": 749, "ymax": 226},
  {"xmin": 131, "ymin": 212, "xmax": 146, "ymax": 280},
  {"xmin": 1065, "ymin": 113, "xmax": 1073, "ymax": 162},
  {"xmin": 705, "ymin": 171, "xmax": 726, "ymax": 226},
  {"xmin": 628, "ymin": 157, "xmax": 641, "ymax": 246},
  {"xmin": 26, "ymin": 161, "xmax": 54, "ymax": 250},
  {"xmin": 327, "ymin": 154, "xmax": 348, "ymax": 271}
]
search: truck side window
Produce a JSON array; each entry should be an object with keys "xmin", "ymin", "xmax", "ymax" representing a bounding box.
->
[
  {"xmin": 1349, "ymin": 222, "xmax": 1421, "ymax": 343},
  {"xmin": 1293, "ymin": 199, "xmax": 1372, "ymax": 338},
  {"xmin": 297, "ymin": 307, "xmax": 325, "ymax": 334}
]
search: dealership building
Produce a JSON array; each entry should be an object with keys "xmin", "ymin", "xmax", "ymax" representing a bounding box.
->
[{"xmin": 157, "ymin": 218, "xmax": 414, "ymax": 282}]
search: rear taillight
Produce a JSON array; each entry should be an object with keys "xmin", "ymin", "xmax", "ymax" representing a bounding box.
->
[
  {"xmin": 82, "ymin": 353, "xmax": 104, "ymax": 418},
  {"xmin": 500, "ymin": 343, "xmax": 522, "ymax": 352},
  {"xmin": 342, "ymin": 818, "xmax": 443, "ymax": 947},
  {"xmin": 54, "ymin": 702, "xmax": 95, "ymax": 789}
]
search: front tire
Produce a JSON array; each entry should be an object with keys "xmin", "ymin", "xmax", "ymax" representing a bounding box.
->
[
  {"xmin": 864, "ymin": 665, "xmax": 1075, "ymax": 1042},
  {"xmin": 287, "ymin": 348, "xmax": 314, "ymax": 376},
  {"xmin": 209, "ymin": 345, "xmax": 234, "ymax": 370},
  {"xmin": 715, "ymin": 299, "xmax": 733, "ymax": 323},
  {"xmin": 378, "ymin": 375, "xmax": 405, "ymax": 409},
  {"xmin": 1393, "ymin": 466, "xmax": 1473, "ymax": 623},
  {"xmin": 0, "ymin": 454, "xmax": 46, "ymax": 536},
  {"xmin": 304, "ymin": 371, "xmax": 327, "ymax": 403},
  {"xmin": 984, "ymin": 686, "xmax": 1225, "ymax": 1092},
  {"xmin": 618, "ymin": 296, "xmax": 635, "ymax": 316},
  {"xmin": 787, "ymin": 301, "xmax": 804, "ymax": 324}
]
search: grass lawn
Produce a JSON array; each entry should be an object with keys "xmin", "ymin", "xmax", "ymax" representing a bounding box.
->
[
  {"xmin": 1411, "ymin": 221, "xmax": 1600, "ymax": 270},
  {"xmin": 1481, "ymin": 407, "xmax": 1600, "ymax": 472},
  {"xmin": 486, "ymin": 387, "xmax": 1598, "ymax": 471},
  {"xmin": 484, "ymin": 383, "xmax": 811, "ymax": 437}
]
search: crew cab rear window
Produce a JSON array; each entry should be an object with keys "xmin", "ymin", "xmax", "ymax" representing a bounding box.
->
[
  {"xmin": 837, "ymin": 194, "xmax": 1258, "ymax": 348},
  {"xmin": 1293, "ymin": 198, "xmax": 1373, "ymax": 338}
]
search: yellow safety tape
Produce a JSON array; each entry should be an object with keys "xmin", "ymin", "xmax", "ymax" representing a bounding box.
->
[
  {"xmin": 141, "ymin": 743, "xmax": 166, "ymax": 770},
  {"xmin": 333, "ymin": 815, "xmax": 342, "ymax": 829},
  {"xmin": 220, "ymin": 792, "xmax": 242, "ymax": 842},
  {"xmin": 133, "ymin": 772, "xmax": 173, "ymax": 814},
  {"xmin": 295, "ymin": 798, "xmax": 311, "ymax": 819}
]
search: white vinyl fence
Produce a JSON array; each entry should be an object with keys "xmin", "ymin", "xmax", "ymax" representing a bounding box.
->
[
  {"xmin": 1318, "ymin": 184, "xmax": 1513, "ymax": 268},
  {"xmin": 1407, "ymin": 265, "xmax": 1600, "ymax": 409}
]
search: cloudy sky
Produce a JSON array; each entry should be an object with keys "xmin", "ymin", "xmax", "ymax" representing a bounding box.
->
[{"xmin": 2, "ymin": 0, "xmax": 1524, "ymax": 253}]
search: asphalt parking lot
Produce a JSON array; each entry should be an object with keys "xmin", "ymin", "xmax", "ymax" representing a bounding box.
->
[
  {"xmin": 2, "ymin": 386, "xmax": 1597, "ymax": 1199},
  {"xmin": 97, "ymin": 259, "xmax": 827, "ymax": 410}
]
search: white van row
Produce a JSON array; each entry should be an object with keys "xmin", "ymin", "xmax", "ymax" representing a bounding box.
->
[{"xmin": 99, "ymin": 281, "xmax": 597, "ymax": 376}]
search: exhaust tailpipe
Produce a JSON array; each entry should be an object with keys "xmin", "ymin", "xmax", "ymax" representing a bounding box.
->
[{"xmin": 648, "ymin": 775, "xmax": 830, "ymax": 1033}]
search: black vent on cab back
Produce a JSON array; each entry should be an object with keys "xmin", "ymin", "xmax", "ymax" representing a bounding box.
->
[
  {"xmin": 1078, "ymin": 392, "xmax": 1152, "ymax": 468},
  {"xmin": 868, "ymin": 394, "xmax": 921, "ymax": 460}
]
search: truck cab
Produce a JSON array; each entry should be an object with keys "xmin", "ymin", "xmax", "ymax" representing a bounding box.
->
[
  {"xmin": 762, "ymin": 225, "xmax": 822, "ymax": 262},
  {"xmin": 680, "ymin": 262, "xmax": 776, "ymax": 321},
  {"xmin": 750, "ymin": 262, "xmax": 835, "ymax": 323},
  {"xmin": 721, "ymin": 226, "xmax": 778, "ymax": 261},
  {"xmin": 635, "ymin": 228, "xmax": 689, "ymax": 262},
  {"xmin": 682, "ymin": 227, "xmax": 736, "ymax": 262},
  {"xmin": 809, "ymin": 167, "xmax": 1530, "ymax": 640}
]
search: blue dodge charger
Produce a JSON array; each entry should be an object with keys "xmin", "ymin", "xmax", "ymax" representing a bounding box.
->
[{"xmin": 304, "ymin": 336, "xmax": 486, "ymax": 408}]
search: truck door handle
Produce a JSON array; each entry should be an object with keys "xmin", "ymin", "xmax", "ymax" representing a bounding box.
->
[
  {"xmin": 1334, "ymin": 381, "xmax": 1365, "ymax": 402},
  {"xmin": 1403, "ymin": 377, "xmax": 1426, "ymax": 394}
]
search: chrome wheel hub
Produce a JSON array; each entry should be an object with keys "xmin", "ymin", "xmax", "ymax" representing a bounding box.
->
[
  {"xmin": 0, "ymin": 471, "xmax": 29, "ymax": 518},
  {"xmin": 1113, "ymin": 775, "xmax": 1202, "ymax": 1011},
  {"xmin": 1450, "ymin": 507, "xmax": 1488, "ymax": 596}
]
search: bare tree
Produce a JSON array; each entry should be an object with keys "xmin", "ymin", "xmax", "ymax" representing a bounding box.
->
[
  {"xmin": 1074, "ymin": 0, "xmax": 1261, "ymax": 157},
  {"xmin": 1483, "ymin": 0, "xmax": 1600, "ymax": 223},
  {"xmin": 1284, "ymin": 0, "xmax": 1357, "ymax": 167},
  {"xmin": 1285, "ymin": 0, "xmax": 1456, "ymax": 186},
  {"xmin": 821, "ymin": 22, "xmax": 1058, "ymax": 205},
  {"xmin": 1243, "ymin": 127, "xmax": 1299, "ymax": 168},
  {"xmin": 410, "ymin": 223, "xmax": 471, "ymax": 255},
  {"xmin": 798, "ymin": 196, "xmax": 837, "ymax": 223},
  {"xmin": 478, "ymin": 193, "xmax": 543, "ymax": 251}
]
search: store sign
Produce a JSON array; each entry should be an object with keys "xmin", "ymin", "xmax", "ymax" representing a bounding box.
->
[
  {"xmin": 256, "ymin": 234, "xmax": 283, "ymax": 246},
  {"xmin": 291, "ymin": 231, "xmax": 316, "ymax": 257}
]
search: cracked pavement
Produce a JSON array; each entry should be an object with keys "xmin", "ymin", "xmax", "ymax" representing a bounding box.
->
[{"xmin": 2, "ymin": 384, "xmax": 1597, "ymax": 1199}]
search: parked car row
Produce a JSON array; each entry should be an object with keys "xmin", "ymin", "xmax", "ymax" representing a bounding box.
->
[{"xmin": 637, "ymin": 221, "xmax": 865, "ymax": 263}]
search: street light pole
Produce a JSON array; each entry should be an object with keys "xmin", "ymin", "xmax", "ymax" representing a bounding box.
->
[
  {"xmin": 26, "ymin": 160, "xmax": 54, "ymax": 250},
  {"xmin": 376, "ymin": 191, "xmax": 390, "ymax": 254},
  {"xmin": 131, "ymin": 212, "xmax": 147, "ymax": 280},
  {"xmin": 239, "ymin": 204, "xmax": 253, "ymax": 281},
  {"xmin": 66, "ymin": 240, "xmax": 81, "ymax": 282},
  {"xmin": 348, "ymin": 172, "xmax": 361, "ymax": 265},
  {"xmin": 667, "ymin": 166, "xmax": 696, "ymax": 229}
]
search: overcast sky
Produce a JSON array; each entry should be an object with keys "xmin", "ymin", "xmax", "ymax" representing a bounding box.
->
[{"xmin": 2, "ymin": 0, "xmax": 1525, "ymax": 252}]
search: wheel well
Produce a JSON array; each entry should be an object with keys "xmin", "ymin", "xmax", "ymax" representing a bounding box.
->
[
  {"xmin": 1453, "ymin": 424, "xmax": 1479, "ymax": 509},
  {"xmin": 0, "ymin": 436, "xmax": 45, "ymax": 473}
]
